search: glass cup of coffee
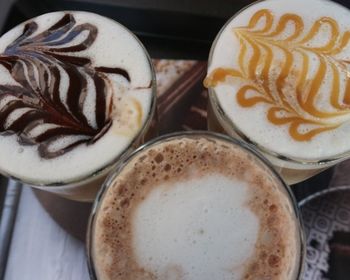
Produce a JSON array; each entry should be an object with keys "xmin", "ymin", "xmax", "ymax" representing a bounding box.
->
[
  {"xmin": 87, "ymin": 131, "xmax": 305, "ymax": 280},
  {"xmin": 204, "ymin": 0, "xmax": 350, "ymax": 185},
  {"xmin": 0, "ymin": 11, "xmax": 156, "ymax": 201}
]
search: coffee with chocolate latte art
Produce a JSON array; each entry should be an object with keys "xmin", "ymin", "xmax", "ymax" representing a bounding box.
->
[
  {"xmin": 0, "ymin": 11, "xmax": 154, "ymax": 184},
  {"xmin": 91, "ymin": 134, "xmax": 302, "ymax": 280},
  {"xmin": 205, "ymin": 0, "xmax": 350, "ymax": 161}
]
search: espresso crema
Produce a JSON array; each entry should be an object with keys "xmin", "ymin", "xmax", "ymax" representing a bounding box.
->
[
  {"xmin": 92, "ymin": 135, "xmax": 301, "ymax": 280},
  {"xmin": 205, "ymin": 0, "xmax": 350, "ymax": 160},
  {"xmin": 0, "ymin": 11, "xmax": 154, "ymax": 183}
]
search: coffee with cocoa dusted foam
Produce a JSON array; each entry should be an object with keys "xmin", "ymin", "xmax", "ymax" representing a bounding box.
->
[
  {"xmin": 0, "ymin": 11, "xmax": 153, "ymax": 184},
  {"xmin": 91, "ymin": 134, "xmax": 303, "ymax": 280}
]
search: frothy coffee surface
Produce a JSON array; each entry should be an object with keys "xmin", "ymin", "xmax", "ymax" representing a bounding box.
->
[
  {"xmin": 93, "ymin": 136, "xmax": 300, "ymax": 280},
  {"xmin": 0, "ymin": 11, "xmax": 153, "ymax": 183},
  {"xmin": 205, "ymin": 0, "xmax": 350, "ymax": 160}
]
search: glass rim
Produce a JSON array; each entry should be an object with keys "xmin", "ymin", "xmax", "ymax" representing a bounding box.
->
[
  {"xmin": 206, "ymin": 0, "xmax": 350, "ymax": 167},
  {"xmin": 298, "ymin": 184, "xmax": 350, "ymax": 207},
  {"xmin": 0, "ymin": 10, "xmax": 157, "ymax": 188},
  {"xmin": 86, "ymin": 130, "xmax": 306, "ymax": 280}
]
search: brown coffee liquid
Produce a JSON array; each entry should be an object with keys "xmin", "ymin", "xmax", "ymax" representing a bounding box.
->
[{"xmin": 92, "ymin": 135, "xmax": 301, "ymax": 280}]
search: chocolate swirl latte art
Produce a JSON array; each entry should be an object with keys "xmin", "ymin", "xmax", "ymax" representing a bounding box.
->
[
  {"xmin": 205, "ymin": 0, "xmax": 350, "ymax": 161},
  {"xmin": 0, "ymin": 13, "xmax": 132, "ymax": 159},
  {"xmin": 0, "ymin": 11, "xmax": 154, "ymax": 184}
]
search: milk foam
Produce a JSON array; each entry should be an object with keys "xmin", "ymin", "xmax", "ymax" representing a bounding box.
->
[
  {"xmin": 0, "ymin": 11, "xmax": 153, "ymax": 183},
  {"xmin": 133, "ymin": 175, "xmax": 258, "ymax": 280},
  {"xmin": 92, "ymin": 136, "xmax": 300, "ymax": 280},
  {"xmin": 208, "ymin": 0, "xmax": 350, "ymax": 160}
]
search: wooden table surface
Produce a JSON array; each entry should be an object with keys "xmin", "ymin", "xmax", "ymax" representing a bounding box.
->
[{"xmin": 4, "ymin": 185, "xmax": 90, "ymax": 280}]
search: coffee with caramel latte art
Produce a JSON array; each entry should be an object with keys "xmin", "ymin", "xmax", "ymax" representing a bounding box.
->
[
  {"xmin": 0, "ymin": 11, "xmax": 154, "ymax": 184},
  {"xmin": 205, "ymin": 0, "xmax": 350, "ymax": 161}
]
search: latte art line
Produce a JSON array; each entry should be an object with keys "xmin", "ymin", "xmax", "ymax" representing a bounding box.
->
[
  {"xmin": 0, "ymin": 13, "xmax": 139, "ymax": 159},
  {"xmin": 205, "ymin": 9, "xmax": 350, "ymax": 141}
]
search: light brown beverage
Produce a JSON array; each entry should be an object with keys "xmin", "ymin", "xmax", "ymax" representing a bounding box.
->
[{"xmin": 88, "ymin": 132, "xmax": 304, "ymax": 280}]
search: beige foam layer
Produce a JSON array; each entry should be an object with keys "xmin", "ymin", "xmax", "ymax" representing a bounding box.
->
[{"xmin": 93, "ymin": 136, "xmax": 300, "ymax": 280}]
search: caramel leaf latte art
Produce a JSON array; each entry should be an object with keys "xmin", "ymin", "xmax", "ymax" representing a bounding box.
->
[
  {"xmin": 0, "ymin": 13, "xmax": 141, "ymax": 159},
  {"xmin": 205, "ymin": 9, "xmax": 350, "ymax": 142}
]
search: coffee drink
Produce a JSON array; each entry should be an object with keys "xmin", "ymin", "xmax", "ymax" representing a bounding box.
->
[
  {"xmin": 204, "ymin": 0, "xmax": 350, "ymax": 184},
  {"xmin": 0, "ymin": 11, "xmax": 155, "ymax": 200},
  {"xmin": 89, "ymin": 132, "xmax": 303, "ymax": 280}
]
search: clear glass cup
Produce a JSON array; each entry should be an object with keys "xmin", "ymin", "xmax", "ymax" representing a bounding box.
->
[
  {"xmin": 0, "ymin": 11, "xmax": 157, "ymax": 202},
  {"xmin": 87, "ymin": 131, "xmax": 305, "ymax": 279},
  {"xmin": 207, "ymin": 99, "xmax": 330, "ymax": 185},
  {"xmin": 205, "ymin": 0, "xmax": 350, "ymax": 185}
]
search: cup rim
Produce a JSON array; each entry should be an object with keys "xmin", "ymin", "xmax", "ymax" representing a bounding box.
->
[
  {"xmin": 0, "ymin": 10, "xmax": 157, "ymax": 188},
  {"xmin": 86, "ymin": 130, "xmax": 306, "ymax": 280},
  {"xmin": 206, "ymin": 0, "xmax": 350, "ymax": 167}
]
